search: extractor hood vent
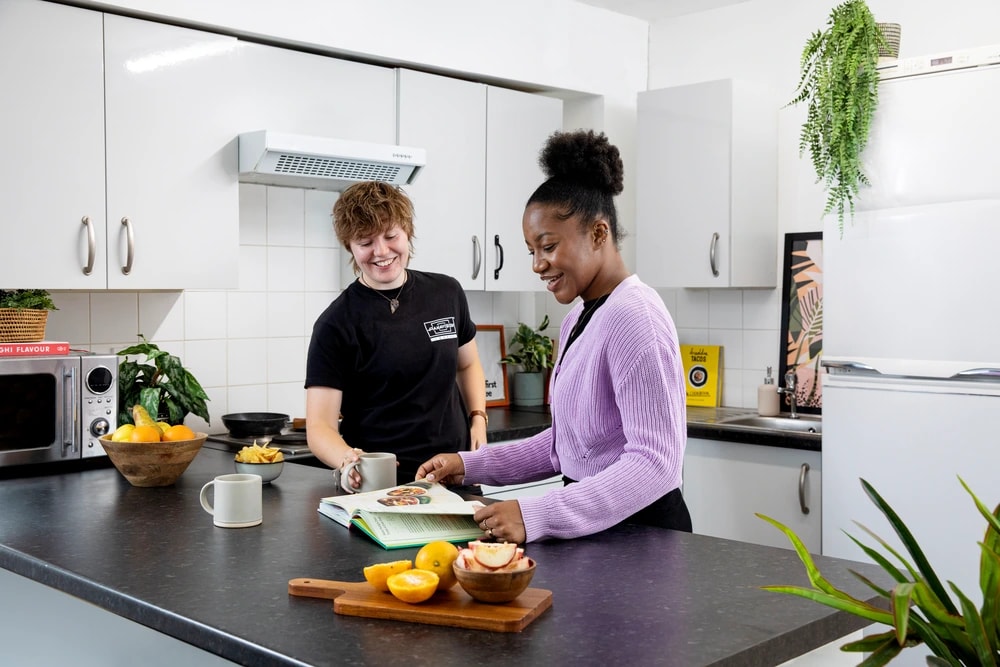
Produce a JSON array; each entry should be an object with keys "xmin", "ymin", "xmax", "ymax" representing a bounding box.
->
[{"xmin": 238, "ymin": 131, "xmax": 426, "ymax": 191}]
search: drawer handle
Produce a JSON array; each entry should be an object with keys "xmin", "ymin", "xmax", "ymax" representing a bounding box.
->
[
  {"xmin": 472, "ymin": 235, "xmax": 481, "ymax": 280},
  {"xmin": 81, "ymin": 216, "xmax": 95, "ymax": 276},
  {"xmin": 493, "ymin": 234, "xmax": 504, "ymax": 280},
  {"xmin": 121, "ymin": 217, "xmax": 134, "ymax": 275},
  {"xmin": 798, "ymin": 463, "xmax": 810, "ymax": 515},
  {"xmin": 709, "ymin": 232, "xmax": 720, "ymax": 277}
]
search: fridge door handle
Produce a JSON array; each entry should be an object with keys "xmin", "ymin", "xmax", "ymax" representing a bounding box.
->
[
  {"xmin": 951, "ymin": 368, "xmax": 1000, "ymax": 380},
  {"xmin": 821, "ymin": 360, "xmax": 882, "ymax": 375}
]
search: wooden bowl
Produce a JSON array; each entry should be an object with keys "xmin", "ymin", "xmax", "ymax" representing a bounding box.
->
[
  {"xmin": 453, "ymin": 559, "xmax": 536, "ymax": 604},
  {"xmin": 99, "ymin": 434, "xmax": 207, "ymax": 487}
]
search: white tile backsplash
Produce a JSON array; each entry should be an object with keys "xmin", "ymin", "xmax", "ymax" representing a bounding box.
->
[
  {"xmin": 48, "ymin": 292, "xmax": 91, "ymax": 346},
  {"xmin": 267, "ymin": 246, "xmax": 306, "ymax": 292},
  {"xmin": 304, "ymin": 247, "xmax": 340, "ymax": 292},
  {"xmin": 267, "ymin": 382, "xmax": 306, "ymax": 418},
  {"xmin": 266, "ymin": 187, "xmax": 305, "ymax": 246},
  {"xmin": 227, "ymin": 292, "xmax": 266, "ymax": 339},
  {"xmin": 227, "ymin": 338, "xmax": 268, "ymax": 386},
  {"xmin": 267, "ymin": 337, "xmax": 305, "ymax": 384},
  {"xmin": 139, "ymin": 292, "xmax": 185, "ymax": 342},
  {"xmin": 708, "ymin": 290, "xmax": 743, "ymax": 329},
  {"xmin": 238, "ymin": 245, "xmax": 268, "ymax": 292},
  {"xmin": 184, "ymin": 339, "xmax": 228, "ymax": 388},
  {"xmin": 304, "ymin": 190, "xmax": 339, "ymax": 248},
  {"xmin": 91, "ymin": 293, "xmax": 139, "ymax": 344},
  {"xmin": 675, "ymin": 289, "xmax": 710, "ymax": 329},
  {"xmin": 183, "ymin": 291, "xmax": 228, "ymax": 340},
  {"xmin": 265, "ymin": 292, "xmax": 305, "ymax": 338},
  {"xmin": 239, "ymin": 184, "xmax": 267, "ymax": 245}
]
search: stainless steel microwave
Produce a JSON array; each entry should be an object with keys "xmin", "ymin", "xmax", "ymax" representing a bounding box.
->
[{"xmin": 0, "ymin": 353, "xmax": 118, "ymax": 467}]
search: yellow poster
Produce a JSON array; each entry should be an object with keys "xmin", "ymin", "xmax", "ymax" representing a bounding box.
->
[{"xmin": 680, "ymin": 345, "xmax": 723, "ymax": 407}]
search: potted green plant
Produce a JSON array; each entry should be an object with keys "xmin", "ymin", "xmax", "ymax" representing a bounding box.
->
[
  {"xmin": 788, "ymin": 0, "xmax": 888, "ymax": 235},
  {"xmin": 0, "ymin": 289, "xmax": 58, "ymax": 343},
  {"xmin": 501, "ymin": 316, "xmax": 554, "ymax": 407},
  {"xmin": 117, "ymin": 335, "xmax": 211, "ymax": 427},
  {"xmin": 758, "ymin": 477, "xmax": 999, "ymax": 665}
]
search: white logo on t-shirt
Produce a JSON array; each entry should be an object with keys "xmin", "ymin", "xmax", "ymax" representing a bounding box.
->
[{"xmin": 425, "ymin": 317, "xmax": 458, "ymax": 341}]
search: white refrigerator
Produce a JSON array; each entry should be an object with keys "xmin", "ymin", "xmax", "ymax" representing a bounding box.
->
[{"xmin": 821, "ymin": 45, "xmax": 1000, "ymax": 664}]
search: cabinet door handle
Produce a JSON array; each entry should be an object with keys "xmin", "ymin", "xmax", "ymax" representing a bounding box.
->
[
  {"xmin": 472, "ymin": 235, "xmax": 482, "ymax": 280},
  {"xmin": 709, "ymin": 232, "xmax": 720, "ymax": 277},
  {"xmin": 493, "ymin": 234, "xmax": 504, "ymax": 280},
  {"xmin": 121, "ymin": 217, "xmax": 134, "ymax": 275},
  {"xmin": 798, "ymin": 463, "xmax": 811, "ymax": 515},
  {"xmin": 81, "ymin": 216, "xmax": 95, "ymax": 276}
]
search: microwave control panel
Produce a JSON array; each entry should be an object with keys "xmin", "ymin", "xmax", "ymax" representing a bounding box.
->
[{"xmin": 81, "ymin": 355, "xmax": 118, "ymax": 458}]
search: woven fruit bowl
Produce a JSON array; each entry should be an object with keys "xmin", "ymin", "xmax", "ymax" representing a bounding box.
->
[{"xmin": 98, "ymin": 434, "xmax": 207, "ymax": 487}]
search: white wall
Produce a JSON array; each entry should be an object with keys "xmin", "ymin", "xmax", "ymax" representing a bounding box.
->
[{"xmin": 644, "ymin": 0, "xmax": 1000, "ymax": 408}]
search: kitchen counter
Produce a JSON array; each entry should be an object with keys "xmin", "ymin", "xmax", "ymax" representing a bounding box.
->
[{"xmin": 0, "ymin": 448, "xmax": 886, "ymax": 666}]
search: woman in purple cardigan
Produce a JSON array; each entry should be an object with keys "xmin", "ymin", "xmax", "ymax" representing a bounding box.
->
[{"xmin": 417, "ymin": 130, "xmax": 690, "ymax": 543}]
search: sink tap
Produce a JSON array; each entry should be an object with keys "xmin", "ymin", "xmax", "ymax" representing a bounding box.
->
[{"xmin": 777, "ymin": 370, "xmax": 798, "ymax": 419}]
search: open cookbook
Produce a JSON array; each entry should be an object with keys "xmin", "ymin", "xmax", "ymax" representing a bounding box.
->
[{"xmin": 317, "ymin": 481, "xmax": 486, "ymax": 549}]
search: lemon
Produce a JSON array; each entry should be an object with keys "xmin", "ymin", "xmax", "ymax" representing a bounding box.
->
[
  {"xmin": 414, "ymin": 541, "xmax": 459, "ymax": 590},
  {"xmin": 363, "ymin": 560, "xmax": 412, "ymax": 592},
  {"xmin": 156, "ymin": 421, "xmax": 171, "ymax": 434},
  {"xmin": 110, "ymin": 424, "xmax": 135, "ymax": 442},
  {"xmin": 386, "ymin": 569, "xmax": 439, "ymax": 604}
]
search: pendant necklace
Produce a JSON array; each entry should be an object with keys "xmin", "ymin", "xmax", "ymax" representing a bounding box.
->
[{"xmin": 361, "ymin": 271, "xmax": 407, "ymax": 314}]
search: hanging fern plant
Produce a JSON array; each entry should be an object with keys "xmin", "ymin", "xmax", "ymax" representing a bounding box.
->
[{"xmin": 789, "ymin": 0, "xmax": 885, "ymax": 235}]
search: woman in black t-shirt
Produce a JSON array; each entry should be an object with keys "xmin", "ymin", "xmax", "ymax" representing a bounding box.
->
[{"xmin": 304, "ymin": 182, "xmax": 488, "ymax": 485}]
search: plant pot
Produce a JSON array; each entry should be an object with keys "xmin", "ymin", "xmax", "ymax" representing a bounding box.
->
[
  {"xmin": 0, "ymin": 308, "xmax": 48, "ymax": 343},
  {"xmin": 877, "ymin": 22, "xmax": 901, "ymax": 62},
  {"xmin": 512, "ymin": 372, "xmax": 545, "ymax": 407}
]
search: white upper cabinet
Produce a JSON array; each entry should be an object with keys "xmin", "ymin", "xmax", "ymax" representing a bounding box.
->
[
  {"xmin": 0, "ymin": 0, "xmax": 106, "ymax": 289},
  {"xmin": 486, "ymin": 87, "xmax": 562, "ymax": 292},
  {"xmin": 397, "ymin": 70, "xmax": 487, "ymax": 290},
  {"xmin": 0, "ymin": 0, "xmax": 240, "ymax": 289},
  {"xmin": 398, "ymin": 70, "xmax": 561, "ymax": 291},
  {"xmin": 637, "ymin": 79, "xmax": 777, "ymax": 288},
  {"xmin": 104, "ymin": 15, "xmax": 241, "ymax": 289}
]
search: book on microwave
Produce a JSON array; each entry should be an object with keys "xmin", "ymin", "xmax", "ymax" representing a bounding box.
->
[
  {"xmin": 0, "ymin": 341, "xmax": 71, "ymax": 357},
  {"xmin": 317, "ymin": 481, "xmax": 485, "ymax": 549}
]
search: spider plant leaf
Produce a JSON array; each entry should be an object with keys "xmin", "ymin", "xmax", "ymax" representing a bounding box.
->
[
  {"xmin": 855, "ymin": 634, "xmax": 905, "ymax": 667},
  {"xmin": 860, "ymin": 478, "xmax": 958, "ymax": 615},
  {"xmin": 891, "ymin": 582, "xmax": 915, "ymax": 646},
  {"xmin": 846, "ymin": 532, "xmax": 910, "ymax": 584},
  {"xmin": 760, "ymin": 585, "xmax": 893, "ymax": 624},
  {"xmin": 951, "ymin": 582, "xmax": 999, "ymax": 667},
  {"xmin": 757, "ymin": 513, "xmax": 853, "ymax": 599},
  {"xmin": 841, "ymin": 629, "xmax": 898, "ymax": 652},
  {"xmin": 909, "ymin": 614, "xmax": 966, "ymax": 667},
  {"xmin": 849, "ymin": 568, "xmax": 892, "ymax": 599}
]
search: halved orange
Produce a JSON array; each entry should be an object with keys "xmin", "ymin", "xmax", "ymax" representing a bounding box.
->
[
  {"xmin": 415, "ymin": 541, "xmax": 459, "ymax": 590},
  {"xmin": 386, "ymin": 569, "xmax": 439, "ymax": 603},
  {"xmin": 363, "ymin": 560, "xmax": 412, "ymax": 592}
]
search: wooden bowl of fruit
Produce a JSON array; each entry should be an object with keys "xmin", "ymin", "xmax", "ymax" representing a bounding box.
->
[
  {"xmin": 453, "ymin": 540, "xmax": 535, "ymax": 604},
  {"xmin": 101, "ymin": 413, "xmax": 205, "ymax": 487}
]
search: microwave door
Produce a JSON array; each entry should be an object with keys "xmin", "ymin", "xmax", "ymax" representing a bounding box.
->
[{"xmin": 0, "ymin": 356, "xmax": 79, "ymax": 465}]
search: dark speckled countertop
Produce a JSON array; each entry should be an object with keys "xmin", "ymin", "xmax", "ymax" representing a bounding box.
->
[{"xmin": 0, "ymin": 447, "xmax": 885, "ymax": 666}]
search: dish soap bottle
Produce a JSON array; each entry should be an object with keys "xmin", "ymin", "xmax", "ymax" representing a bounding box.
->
[{"xmin": 758, "ymin": 366, "xmax": 780, "ymax": 417}]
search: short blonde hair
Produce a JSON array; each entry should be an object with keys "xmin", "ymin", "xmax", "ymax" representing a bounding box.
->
[{"xmin": 333, "ymin": 182, "xmax": 416, "ymax": 274}]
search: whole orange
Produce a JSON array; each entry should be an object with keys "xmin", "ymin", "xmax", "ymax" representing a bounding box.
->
[
  {"xmin": 162, "ymin": 424, "xmax": 196, "ymax": 442},
  {"xmin": 414, "ymin": 541, "xmax": 460, "ymax": 590},
  {"xmin": 129, "ymin": 425, "xmax": 163, "ymax": 443}
]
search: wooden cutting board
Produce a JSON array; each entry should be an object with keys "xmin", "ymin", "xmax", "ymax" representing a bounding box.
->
[{"xmin": 288, "ymin": 578, "xmax": 552, "ymax": 632}]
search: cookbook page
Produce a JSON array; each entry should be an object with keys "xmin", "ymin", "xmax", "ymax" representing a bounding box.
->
[{"xmin": 320, "ymin": 481, "xmax": 482, "ymax": 516}]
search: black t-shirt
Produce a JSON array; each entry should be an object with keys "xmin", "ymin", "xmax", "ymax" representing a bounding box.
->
[{"xmin": 305, "ymin": 270, "xmax": 477, "ymax": 478}]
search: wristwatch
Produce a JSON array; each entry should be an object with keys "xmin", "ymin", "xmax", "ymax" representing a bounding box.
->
[{"xmin": 469, "ymin": 410, "xmax": 489, "ymax": 427}]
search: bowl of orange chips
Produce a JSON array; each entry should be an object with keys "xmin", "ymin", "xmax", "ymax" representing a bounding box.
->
[{"xmin": 234, "ymin": 442, "xmax": 285, "ymax": 483}]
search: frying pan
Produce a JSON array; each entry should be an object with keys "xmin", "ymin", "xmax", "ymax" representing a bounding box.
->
[{"xmin": 221, "ymin": 412, "xmax": 289, "ymax": 438}]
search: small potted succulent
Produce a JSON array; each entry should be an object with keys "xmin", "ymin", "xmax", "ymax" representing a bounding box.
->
[
  {"xmin": 116, "ymin": 335, "xmax": 211, "ymax": 427},
  {"xmin": 501, "ymin": 316, "xmax": 554, "ymax": 407},
  {"xmin": 0, "ymin": 289, "xmax": 58, "ymax": 342},
  {"xmin": 758, "ymin": 477, "xmax": 999, "ymax": 665}
]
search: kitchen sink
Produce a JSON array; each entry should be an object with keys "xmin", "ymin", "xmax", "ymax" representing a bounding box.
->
[{"xmin": 716, "ymin": 414, "xmax": 822, "ymax": 435}]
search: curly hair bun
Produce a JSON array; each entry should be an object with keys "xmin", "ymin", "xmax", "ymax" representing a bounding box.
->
[{"xmin": 539, "ymin": 130, "xmax": 624, "ymax": 196}]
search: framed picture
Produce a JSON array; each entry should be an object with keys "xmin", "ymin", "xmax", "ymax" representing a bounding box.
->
[
  {"xmin": 778, "ymin": 231, "xmax": 823, "ymax": 415},
  {"xmin": 475, "ymin": 325, "xmax": 509, "ymax": 407}
]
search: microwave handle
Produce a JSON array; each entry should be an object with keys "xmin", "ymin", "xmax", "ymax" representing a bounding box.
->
[{"xmin": 63, "ymin": 366, "xmax": 77, "ymax": 453}]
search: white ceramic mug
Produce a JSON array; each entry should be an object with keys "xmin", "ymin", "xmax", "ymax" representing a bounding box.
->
[
  {"xmin": 340, "ymin": 452, "xmax": 397, "ymax": 494},
  {"xmin": 200, "ymin": 473, "xmax": 262, "ymax": 528}
]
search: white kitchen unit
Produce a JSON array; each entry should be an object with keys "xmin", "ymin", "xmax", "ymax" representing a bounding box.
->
[
  {"xmin": 683, "ymin": 438, "xmax": 821, "ymax": 552},
  {"xmin": 476, "ymin": 438, "xmax": 563, "ymax": 500},
  {"xmin": 398, "ymin": 70, "xmax": 561, "ymax": 291},
  {"xmin": 0, "ymin": 0, "xmax": 241, "ymax": 289},
  {"xmin": 636, "ymin": 79, "xmax": 777, "ymax": 288},
  {"xmin": 397, "ymin": 69, "xmax": 487, "ymax": 290}
]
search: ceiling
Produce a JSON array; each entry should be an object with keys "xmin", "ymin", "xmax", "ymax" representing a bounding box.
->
[{"xmin": 573, "ymin": 0, "xmax": 749, "ymax": 21}]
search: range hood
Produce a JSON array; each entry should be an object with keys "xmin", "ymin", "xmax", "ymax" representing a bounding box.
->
[{"xmin": 238, "ymin": 130, "xmax": 426, "ymax": 191}]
